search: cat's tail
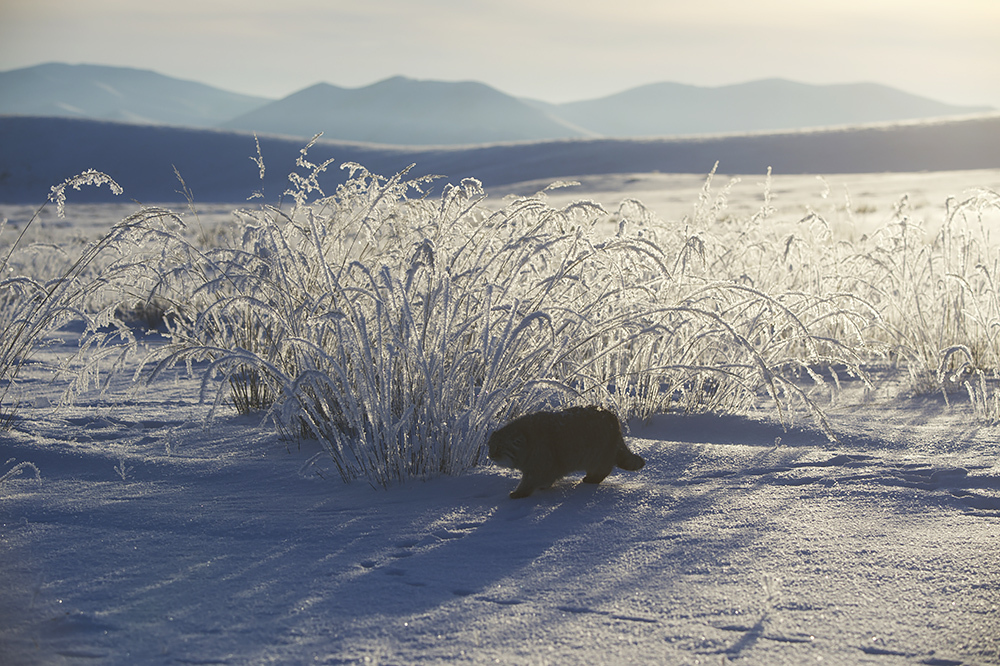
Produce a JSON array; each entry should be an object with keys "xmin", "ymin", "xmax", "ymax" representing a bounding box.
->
[{"xmin": 616, "ymin": 445, "xmax": 646, "ymax": 471}]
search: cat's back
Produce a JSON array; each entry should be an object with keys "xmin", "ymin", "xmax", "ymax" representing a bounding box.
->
[
  {"xmin": 520, "ymin": 406, "xmax": 621, "ymax": 469},
  {"xmin": 489, "ymin": 405, "xmax": 643, "ymax": 498}
]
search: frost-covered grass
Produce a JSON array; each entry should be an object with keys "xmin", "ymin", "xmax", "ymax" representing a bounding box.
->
[
  {"xmin": 73, "ymin": 156, "xmax": 868, "ymax": 486},
  {"xmin": 794, "ymin": 187, "xmax": 1000, "ymax": 417},
  {"xmin": 0, "ymin": 170, "xmax": 124, "ymax": 426},
  {"xmin": 0, "ymin": 457, "xmax": 40, "ymax": 487},
  {"xmin": 3, "ymin": 148, "xmax": 1000, "ymax": 485}
]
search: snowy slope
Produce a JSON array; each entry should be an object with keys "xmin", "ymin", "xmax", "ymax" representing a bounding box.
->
[{"xmin": 2, "ymin": 113, "xmax": 1000, "ymax": 204}]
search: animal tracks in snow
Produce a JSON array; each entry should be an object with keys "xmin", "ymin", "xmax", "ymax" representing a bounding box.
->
[
  {"xmin": 556, "ymin": 605, "xmax": 658, "ymax": 624},
  {"xmin": 354, "ymin": 515, "xmax": 488, "ymax": 593}
]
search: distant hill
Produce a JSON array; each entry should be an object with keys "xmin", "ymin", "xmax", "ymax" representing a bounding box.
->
[
  {"xmin": 220, "ymin": 76, "xmax": 591, "ymax": 145},
  {"xmin": 0, "ymin": 63, "xmax": 271, "ymax": 127},
  {"xmin": 222, "ymin": 76, "xmax": 992, "ymax": 144},
  {"xmin": 2, "ymin": 114, "xmax": 998, "ymax": 204},
  {"xmin": 1, "ymin": 64, "xmax": 993, "ymax": 146},
  {"xmin": 551, "ymin": 78, "xmax": 993, "ymax": 137}
]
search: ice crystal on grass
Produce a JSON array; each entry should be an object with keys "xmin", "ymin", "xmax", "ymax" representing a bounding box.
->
[
  {"xmin": 9, "ymin": 140, "xmax": 999, "ymax": 487},
  {"xmin": 1, "ymin": 170, "xmax": 127, "ymax": 426},
  {"xmin": 0, "ymin": 458, "xmax": 41, "ymax": 487},
  {"xmin": 48, "ymin": 169, "xmax": 123, "ymax": 218},
  {"xmin": 66, "ymin": 147, "xmax": 876, "ymax": 486}
]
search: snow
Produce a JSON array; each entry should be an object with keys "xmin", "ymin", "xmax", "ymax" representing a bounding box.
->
[
  {"xmin": 489, "ymin": 169, "xmax": 1000, "ymax": 238},
  {"xmin": 2, "ymin": 171, "xmax": 1000, "ymax": 665},
  {"xmin": 3, "ymin": 114, "xmax": 1000, "ymax": 204}
]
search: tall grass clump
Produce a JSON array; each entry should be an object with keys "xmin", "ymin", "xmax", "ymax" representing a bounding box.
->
[
  {"xmin": 828, "ymin": 189, "xmax": 1000, "ymax": 408},
  {"xmin": 676, "ymin": 169, "xmax": 1000, "ymax": 419},
  {"xmin": 706, "ymin": 175, "xmax": 1000, "ymax": 418},
  {"xmin": 610, "ymin": 169, "xmax": 876, "ymax": 430},
  {"xmin": 76, "ymin": 151, "xmax": 872, "ymax": 487},
  {"xmin": 1, "ymin": 170, "xmax": 124, "ymax": 427},
  {"xmin": 10, "ymin": 140, "xmax": 1000, "ymax": 484}
]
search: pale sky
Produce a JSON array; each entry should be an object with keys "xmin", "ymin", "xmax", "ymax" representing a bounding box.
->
[{"xmin": 1, "ymin": 0, "xmax": 998, "ymax": 107}]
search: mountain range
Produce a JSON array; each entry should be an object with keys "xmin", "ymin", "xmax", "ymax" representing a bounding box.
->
[
  {"xmin": 219, "ymin": 77, "xmax": 589, "ymax": 144},
  {"xmin": 544, "ymin": 79, "xmax": 992, "ymax": 136},
  {"xmin": 1, "ymin": 63, "xmax": 992, "ymax": 145},
  {"xmin": 0, "ymin": 63, "xmax": 268, "ymax": 128}
]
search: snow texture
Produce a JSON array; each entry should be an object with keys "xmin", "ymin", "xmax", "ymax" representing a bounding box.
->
[
  {"xmin": 2, "ymin": 346, "xmax": 999, "ymax": 665},
  {"xmin": 2, "ymin": 172, "xmax": 1000, "ymax": 665}
]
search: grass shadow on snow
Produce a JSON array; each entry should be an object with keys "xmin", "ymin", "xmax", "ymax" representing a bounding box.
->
[
  {"xmin": 0, "ymin": 429, "xmax": 795, "ymax": 663},
  {"xmin": 5, "ymin": 406, "xmax": 995, "ymax": 663}
]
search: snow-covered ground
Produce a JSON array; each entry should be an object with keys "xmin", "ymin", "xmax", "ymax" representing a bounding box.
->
[
  {"xmin": 2, "ymin": 171, "xmax": 1000, "ymax": 665},
  {"xmin": 490, "ymin": 169, "xmax": 1000, "ymax": 239}
]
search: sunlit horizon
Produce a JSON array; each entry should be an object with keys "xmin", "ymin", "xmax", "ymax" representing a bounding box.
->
[{"xmin": 1, "ymin": 0, "xmax": 998, "ymax": 107}]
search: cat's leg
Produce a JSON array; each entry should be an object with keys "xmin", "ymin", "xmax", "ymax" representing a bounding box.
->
[
  {"xmin": 583, "ymin": 445, "xmax": 616, "ymax": 484},
  {"xmin": 510, "ymin": 475, "xmax": 538, "ymax": 498},
  {"xmin": 508, "ymin": 445, "xmax": 558, "ymax": 498},
  {"xmin": 511, "ymin": 469, "xmax": 563, "ymax": 498},
  {"xmin": 582, "ymin": 463, "xmax": 613, "ymax": 484}
]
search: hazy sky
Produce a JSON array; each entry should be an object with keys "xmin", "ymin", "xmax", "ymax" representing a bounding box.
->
[{"xmin": 1, "ymin": 0, "xmax": 998, "ymax": 107}]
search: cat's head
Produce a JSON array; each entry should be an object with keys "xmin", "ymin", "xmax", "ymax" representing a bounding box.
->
[{"xmin": 487, "ymin": 429, "xmax": 526, "ymax": 469}]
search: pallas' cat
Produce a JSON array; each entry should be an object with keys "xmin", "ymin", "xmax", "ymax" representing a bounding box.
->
[{"xmin": 488, "ymin": 406, "xmax": 645, "ymax": 499}]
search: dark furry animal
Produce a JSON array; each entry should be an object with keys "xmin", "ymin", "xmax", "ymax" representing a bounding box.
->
[{"xmin": 488, "ymin": 406, "xmax": 645, "ymax": 499}]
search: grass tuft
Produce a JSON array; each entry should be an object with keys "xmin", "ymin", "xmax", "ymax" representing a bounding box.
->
[{"xmin": 4, "ymin": 142, "xmax": 999, "ymax": 486}]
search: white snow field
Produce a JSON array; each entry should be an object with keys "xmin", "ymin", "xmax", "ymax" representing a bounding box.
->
[{"xmin": 2, "ymin": 168, "xmax": 1000, "ymax": 665}]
